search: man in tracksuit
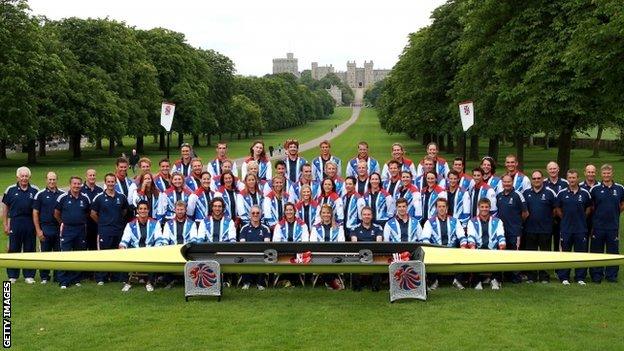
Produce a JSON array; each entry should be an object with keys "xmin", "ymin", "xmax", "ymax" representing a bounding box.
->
[
  {"xmin": 239, "ymin": 205, "xmax": 271, "ymax": 290},
  {"xmin": 496, "ymin": 174, "xmax": 528, "ymax": 283},
  {"xmin": 2, "ymin": 167, "xmax": 39, "ymax": 284},
  {"xmin": 33, "ymin": 171, "xmax": 63, "ymax": 284},
  {"xmin": 90, "ymin": 173, "xmax": 128, "ymax": 285},
  {"xmin": 55, "ymin": 176, "xmax": 91, "ymax": 289}
]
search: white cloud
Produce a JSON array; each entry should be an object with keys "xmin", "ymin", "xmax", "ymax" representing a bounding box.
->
[{"xmin": 28, "ymin": 0, "xmax": 446, "ymax": 76}]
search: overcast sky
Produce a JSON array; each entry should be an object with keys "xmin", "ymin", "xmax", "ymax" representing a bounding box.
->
[{"xmin": 28, "ymin": 0, "xmax": 447, "ymax": 76}]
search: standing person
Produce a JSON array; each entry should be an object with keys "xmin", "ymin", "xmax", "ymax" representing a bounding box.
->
[
  {"xmin": 382, "ymin": 160, "xmax": 402, "ymax": 199},
  {"xmin": 272, "ymin": 202, "xmax": 309, "ymax": 242},
  {"xmin": 354, "ymin": 161, "xmax": 370, "ymax": 195},
  {"xmin": 134, "ymin": 157, "xmax": 151, "ymax": 183},
  {"xmin": 237, "ymin": 174, "xmax": 264, "ymax": 226},
  {"xmin": 114, "ymin": 157, "xmax": 136, "ymax": 206},
  {"xmin": 172, "ymin": 143, "xmax": 193, "ymax": 177},
  {"xmin": 342, "ymin": 177, "xmax": 365, "ymax": 236},
  {"xmin": 504, "ymin": 154, "xmax": 531, "ymax": 193},
  {"xmin": 481, "ymin": 157, "xmax": 503, "ymax": 194},
  {"xmin": 269, "ymin": 145, "xmax": 274, "ymax": 157},
  {"xmin": 212, "ymin": 160, "xmax": 244, "ymax": 192},
  {"xmin": 129, "ymin": 149, "xmax": 140, "ymax": 175},
  {"xmin": 54, "ymin": 176, "xmax": 91, "ymax": 289},
  {"xmin": 311, "ymin": 140, "xmax": 342, "ymax": 181},
  {"xmin": 161, "ymin": 201, "xmax": 197, "ymax": 245},
  {"xmin": 187, "ymin": 171, "xmax": 222, "ymax": 222},
  {"xmin": 544, "ymin": 161, "xmax": 568, "ymax": 251},
  {"xmin": 523, "ymin": 170, "xmax": 557, "ymax": 283},
  {"xmin": 283, "ymin": 139, "xmax": 307, "ymax": 184},
  {"xmin": 33, "ymin": 172, "xmax": 63, "ymax": 284},
  {"xmin": 2, "ymin": 167, "xmax": 39, "ymax": 284},
  {"xmin": 184, "ymin": 158, "xmax": 204, "ymax": 191},
  {"xmin": 261, "ymin": 160, "xmax": 290, "ymax": 196},
  {"xmin": 445, "ymin": 171, "xmax": 471, "ymax": 228},
  {"xmin": 466, "ymin": 199, "xmax": 506, "ymax": 290},
  {"xmin": 363, "ymin": 173, "xmax": 395, "ymax": 228},
  {"xmin": 589, "ymin": 164, "xmax": 624, "ymax": 283},
  {"xmin": 555, "ymin": 169, "xmax": 592, "ymax": 286},
  {"xmin": 118, "ymin": 201, "xmax": 161, "ymax": 292},
  {"xmin": 164, "ymin": 173, "xmax": 193, "ymax": 220},
  {"xmin": 381, "ymin": 143, "xmax": 417, "ymax": 181},
  {"xmin": 82, "ymin": 169, "xmax": 103, "ymax": 250},
  {"xmin": 580, "ymin": 163, "xmax": 599, "ymax": 252},
  {"xmin": 263, "ymin": 176, "xmax": 294, "ymax": 229},
  {"xmin": 289, "ymin": 163, "xmax": 320, "ymax": 202},
  {"xmin": 196, "ymin": 198, "xmax": 237, "ymax": 243},
  {"xmin": 397, "ymin": 171, "xmax": 422, "ymax": 221},
  {"xmin": 153, "ymin": 158, "xmax": 172, "ymax": 193},
  {"xmin": 207, "ymin": 142, "xmax": 238, "ymax": 178},
  {"xmin": 316, "ymin": 178, "xmax": 345, "ymax": 225},
  {"xmin": 450, "ymin": 157, "xmax": 474, "ymax": 192},
  {"xmin": 416, "ymin": 142, "xmax": 449, "ymax": 178},
  {"xmin": 420, "ymin": 171, "xmax": 447, "ymax": 226},
  {"xmin": 91, "ymin": 173, "xmax": 129, "ymax": 285},
  {"xmin": 414, "ymin": 157, "xmax": 446, "ymax": 189},
  {"xmin": 239, "ymin": 205, "xmax": 271, "ymax": 290},
  {"xmin": 130, "ymin": 172, "xmax": 167, "ymax": 221},
  {"xmin": 346, "ymin": 141, "xmax": 380, "ymax": 177},
  {"xmin": 240, "ymin": 140, "xmax": 272, "ymax": 180},
  {"xmin": 350, "ymin": 207, "xmax": 383, "ymax": 291},
  {"xmin": 496, "ymin": 174, "xmax": 529, "ymax": 283},
  {"xmin": 216, "ymin": 171, "xmax": 240, "ymax": 221},
  {"xmin": 309, "ymin": 204, "xmax": 346, "ymax": 290},
  {"xmin": 470, "ymin": 167, "xmax": 498, "ymax": 217},
  {"xmin": 383, "ymin": 198, "xmax": 421, "ymax": 243},
  {"xmin": 295, "ymin": 185, "xmax": 320, "ymax": 232}
]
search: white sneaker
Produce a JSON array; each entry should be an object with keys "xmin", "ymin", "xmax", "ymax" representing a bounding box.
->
[
  {"xmin": 60, "ymin": 285, "xmax": 67, "ymax": 289},
  {"xmin": 577, "ymin": 280, "xmax": 586, "ymax": 286},
  {"xmin": 474, "ymin": 282, "xmax": 483, "ymax": 290},
  {"xmin": 97, "ymin": 281, "xmax": 104, "ymax": 286},
  {"xmin": 429, "ymin": 279, "xmax": 439, "ymax": 290},
  {"xmin": 8, "ymin": 278, "xmax": 16, "ymax": 284},
  {"xmin": 121, "ymin": 283, "xmax": 132, "ymax": 292},
  {"xmin": 74, "ymin": 283, "xmax": 81, "ymax": 287},
  {"xmin": 242, "ymin": 283, "xmax": 250, "ymax": 290},
  {"xmin": 40, "ymin": 279, "xmax": 48, "ymax": 285},
  {"xmin": 491, "ymin": 279, "xmax": 501, "ymax": 290},
  {"xmin": 257, "ymin": 285, "xmax": 265, "ymax": 291},
  {"xmin": 25, "ymin": 278, "xmax": 35, "ymax": 284},
  {"xmin": 452, "ymin": 278, "xmax": 465, "ymax": 290},
  {"xmin": 145, "ymin": 283, "xmax": 154, "ymax": 292},
  {"xmin": 562, "ymin": 280, "xmax": 570, "ymax": 286}
]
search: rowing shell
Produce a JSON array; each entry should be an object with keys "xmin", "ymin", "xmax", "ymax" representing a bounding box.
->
[{"xmin": 0, "ymin": 243, "xmax": 622, "ymax": 274}]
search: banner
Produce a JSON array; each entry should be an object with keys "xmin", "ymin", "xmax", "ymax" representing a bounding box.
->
[
  {"xmin": 458, "ymin": 101, "xmax": 474, "ymax": 132},
  {"xmin": 160, "ymin": 102, "xmax": 176, "ymax": 132}
]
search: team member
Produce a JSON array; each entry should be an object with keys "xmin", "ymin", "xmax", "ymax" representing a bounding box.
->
[
  {"xmin": 346, "ymin": 141, "xmax": 380, "ymax": 177},
  {"xmin": 469, "ymin": 167, "xmax": 498, "ymax": 217},
  {"xmin": 496, "ymin": 174, "xmax": 528, "ymax": 283},
  {"xmin": 382, "ymin": 160, "xmax": 402, "ymax": 199},
  {"xmin": 481, "ymin": 156, "xmax": 503, "ymax": 194},
  {"xmin": 216, "ymin": 171, "xmax": 239, "ymax": 221},
  {"xmin": 381, "ymin": 143, "xmax": 417, "ymax": 181},
  {"xmin": 466, "ymin": 198, "xmax": 506, "ymax": 290},
  {"xmin": 350, "ymin": 207, "xmax": 383, "ymax": 291},
  {"xmin": 239, "ymin": 205, "xmax": 271, "ymax": 290},
  {"xmin": 2, "ymin": 167, "xmax": 38, "ymax": 284},
  {"xmin": 130, "ymin": 172, "xmax": 167, "ymax": 221},
  {"xmin": 383, "ymin": 198, "xmax": 421, "ymax": 243},
  {"xmin": 283, "ymin": 139, "xmax": 307, "ymax": 184},
  {"xmin": 555, "ymin": 169, "xmax": 592, "ymax": 286},
  {"xmin": 544, "ymin": 161, "xmax": 568, "ymax": 252},
  {"xmin": 262, "ymin": 160, "xmax": 290, "ymax": 196},
  {"xmin": 397, "ymin": 171, "xmax": 422, "ymax": 221},
  {"xmin": 316, "ymin": 178, "xmax": 345, "ymax": 225},
  {"xmin": 589, "ymin": 164, "xmax": 624, "ymax": 283},
  {"xmin": 243, "ymin": 161, "xmax": 268, "ymax": 195},
  {"xmin": 207, "ymin": 141, "xmax": 238, "ymax": 178},
  {"xmin": 272, "ymin": 202, "xmax": 309, "ymax": 242},
  {"xmin": 134, "ymin": 157, "xmax": 152, "ymax": 182},
  {"xmin": 421, "ymin": 198, "xmax": 466, "ymax": 289},
  {"xmin": 363, "ymin": 173, "xmax": 395, "ymax": 227},
  {"xmin": 241, "ymin": 140, "xmax": 271, "ymax": 181},
  {"xmin": 119, "ymin": 201, "xmax": 161, "ymax": 292},
  {"xmin": 295, "ymin": 185, "xmax": 320, "ymax": 231},
  {"xmin": 523, "ymin": 170, "xmax": 557, "ymax": 283},
  {"xmin": 237, "ymin": 174, "xmax": 264, "ymax": 225},
  {"xmin": 184, "ymin": 158, "xmax": 204, "ymax": 191},
  {"xmin": 580, "ymin": 163, "xmax": 599, "ymax": 252},
  {"xmin": 54, "ymin": 176, "xmax": 91, "ymax": 289},
  {"xmin": 354, "ymin": 160, "xmax": 370, "ymax": 195},
  {"xmin": 414, "ymin": 156, "xmax": 446, "ymax": 189},
  {"xmin": 263, "ymin": 176, "xmax": 294, "ymax": 229},
  {"xmin": 187, "ymin": 171, "xmax": 222, "ymax": 222},
  {"xmin": 309, "ymin": 204, "xmax": 346, "ymax": 290},
  {"xmin": 445, "ymin": 171, "xmax": 471, "ymax": 227},
  {"xmin": 342, "ymin": 177, "xmax": 365, "ymax": 235},
  {"xmin": 504, "ymin": 154, "xmax": 530, "ymax": 192},
  {"xmin": 311, "ymin": 140, "xmax": 342, "ymax": 181},
  {"xmin": 172, "ymin": 143, "xmax": 193, "ymax": 177},
  {"xmin": 420, "ymin": 171, "xmax": 447, "ymax": 225},
  {"xmin": 82, "ymin": 169, "xmax": 103, "ymax": 250},
  {"xmin": 91, "ymin": 173, "xmax": 129, "ymax": 285},
  {"xmin": 196, "ymin": 198, "xmax": 237, "ymax": 242},
  {"xmin": 212, "ymin": 160, "xmax": 244, "ymax": 192},
  {"xmin": 289, "ymin": 163, "xmax": 320, "ymax": 202},
  {"xmin": 153, "ymin": 158, "xmax": 172, "ymax": 192},
  {"xmin": 161, "ymin": 201, "xmax": 197, "ymax": 245},
  {"xmin": 114, "ymin": 157, "xmax": 136, "ymax": 205},
  {"xmin": 33, "ymin": 172, "xmax": 63, "ymax": 284},
  {"xmin": 416, "ymin": 142, "xmax": 449, "ymax": 178},
  {"xmin": 164, "ymin": 173, "xmax": 193, "ymax": 219},
  {"xmin": 324, "ymin": 161, "xmax": 345, "ymax": 195},
  {"xmin": 450, "ymin": 157, "xmax": 474, "ymax": 192}
]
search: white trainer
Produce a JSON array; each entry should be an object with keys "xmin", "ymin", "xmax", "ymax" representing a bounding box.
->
[
  {"xmin": 474, "ymin": 282, "xmax": 483, "ymax": 290},
  {"xmin": 145, "ymin": 283, "xmax": 154, "ymax": 292},
  {"xmin": 241, "ymin": 283, "xmax": 250, "ymax": 290},
  {"xmin": 25, "ymin": 278, "xmax": 35, "ymax": 284},
  {"xmin": 9, "ymin": 278, "xmax": 16, "ymax": 284},
  {"xmin": 257, "ymin": 285, "xmax": 265, "ymax": 291},
  {"xmin": 121, "ymin": 283, "xmax": 132, "ymax": 292},
  {"xmin": 491, "ymin": 279, "xmax": 501, "ymax": 290},
  {"xmin": 60, "ymin": 285, "xmax": 67, "ymax": 289},
  {"xmin": 562, "ymin": 280, "xmax": 570, "ymax": 286},
  {"xmin": 577, "ymin": 280, "xmax": 586, "ymax": 286},
  {"xmin": 429, "ymin": 279, "xmax": 439, "ymax": 290},
  {"xmin": 40, "ymin": 279, "xmax": 48, "ymax": 285},
  {"xmin": 452, "ymin": 278, "xmax": 465, "ymax": 290},
  {"xmin": 97, "ymin": 281, "xmax": 105, "ymax": 286}
]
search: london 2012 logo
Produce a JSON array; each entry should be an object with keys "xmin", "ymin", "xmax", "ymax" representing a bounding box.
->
[
  {"xmin": 188, "ymin": 264, "xmax": 217, "ymax": 288},
  {"xmin": 393, "ymin": 264, "xmax": 422, "ymax": 290}
]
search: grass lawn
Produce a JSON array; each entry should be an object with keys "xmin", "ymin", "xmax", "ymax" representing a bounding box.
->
[{"xmin": 2, "ymin": 107, "xmax": 624, "ymax": 350}]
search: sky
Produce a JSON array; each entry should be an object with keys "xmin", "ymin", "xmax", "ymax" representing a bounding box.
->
[{"xmin": 28, "ymin": 0, "xmax": 447, "ymax": 76}]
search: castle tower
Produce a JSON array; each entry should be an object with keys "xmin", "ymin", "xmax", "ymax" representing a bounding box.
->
[
  {"xmin": 364, "ymin": 60, "xmax": 374, "ymax": 89},
  {"xmin": 346, "ymin": 61, "xmax": 357, "ymax": 89},
  {"xmin": 311, "ymin": 62, "xmax": 319, "ymax": 80}
]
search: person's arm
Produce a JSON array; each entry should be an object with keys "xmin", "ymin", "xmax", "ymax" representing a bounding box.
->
[
  {"xmin": 2, "ymin": 204, "xmax": 9, "ymax": 235},
  {"xmin": 54, "ymin": 209, "xmax": 62, "ymax": 225},
  {"xmin": 90, "ymin": 210, "xmax": 99, "ymax": 223},
  {"xmin": 33, "ymin": 210, "xmax": 45, "ymax": 241}
]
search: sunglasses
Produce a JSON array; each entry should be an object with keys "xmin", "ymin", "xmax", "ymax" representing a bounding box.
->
[
  {"xmin": 531, "ymin": 177, "xmax": 542, "ymax": 180},
  {"xmin": 251, "ymin": 212, "xmax": 261, "ymax": 215}
]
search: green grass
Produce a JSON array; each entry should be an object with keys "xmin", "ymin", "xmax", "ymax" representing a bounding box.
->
[{"xmin": 3, "ymin": 107, "xmax": 624, "ymax": 350}]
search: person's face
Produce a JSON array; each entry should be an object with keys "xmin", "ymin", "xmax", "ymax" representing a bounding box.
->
[
  {"xmin": 222, "ymin": 162, "xmax": 232, "ymax": 173},
  {"xmin": 192, "ymin": 161, "xmax": 203, "ymax": 176},
  {"xmin": 320, "ymin": 143, "xmax": 330, "ymax": 155},
  {"xmin": 345, "ymin": 179, "xmax": 355, "ymax": 193},
  {"xmin": 502, "ymin": 176, "xmax": 513, "ymax": 191},
  {"xmin": 357, "ymin": 163, "xmax": 367, "ymax": 176},
  {"xmin": 70, "ymin": 179, "xmax": 82, "ymax": 193},
  {"xmin": 140, "ymin": 162, "xmax": 150, "ymax": 173},
  {"xmin": 423, "ymin": 160, "xmax": 434, "ymax": 172},
  {"xmin": 437, "ymin": 202, "xmax": 448, "ymax": 217},
  {"xmin": 546, "ymin": 162, "xmax": 559, "ymax": 178},
  {"xmin": 392, "ymin": 146, "xmax": 403, "ymax": 160},
  {"xmin": 478, "ymin": 203, "xmax": 490, "ymax": 217},
  {"xmin": 17, "ymin": 170, "xmax": 30, "ymax": 186},
  {"xmin": 276, "ymin": 165, "xmax": 286, "ymax": 176},
  {"xmin": 172, "ymin": 175, "xmax": 183, "ymax": 188},
  {"xmin": 389, "ymin": 164, "xmax": 399, "ymax": 177},
  {"xmin": 181, "ymin": 146, "xmax": 191, "ymax": 159},
  {"xmin": 584, "ymin": 165, "xmax": 596, "ymax": 181},
  {"xmin": 245, "ymin": 176, "xmax": 257, "ymax": 189},
  {"xmin": 302, "ymin": 166, "xmax": 312, "ymax": 181},
  {"xmin": 160, "ymin": 162, "xmax": 170, "ymax": 175},
  {"xmin": 287, "ymin": 144, "xmax": 298, "ymax": 156},
  {"xmin": 396, "ymin": 202, "xmax": 407, "ymax": 217},
  {"xmin": 105, "ymin": 176, "xmax": 116, "ymax": 190},
  {"xmin": 566, "ymin": 172, "xmax": 579, "ymax": 187},
  {"xmin": 302, "ymin": 187, "xmax": 311, "ymax": 201},
  {"xmin": 505, "ymin": 157, "xmax": 517, "ymax": 172},
  {"xmin": 358, "ymin": 144, "xmax": 368, "ymax": 158},
  {"xmin": 427, "ymin": 145, "xmax": 438, "ymax": 158},
  {"xmin": 143, "ymin": 174, "xmax": 153, "ymax": 187},
  {"xmin": 201, "ymin": 173, "xmax": 212, "ymax": 189},
  {"xmin": 284, "ymin": 205, "xmax": 295, "ymax": 220},
  {"xmin": 86, "ymin": 170, "xmax": 96, "ymax": 184},
  {"xmin": 326, "ymin": 164, "xmax": 337, "ymax": 178},
  {"xmin": 321, "ymin": 208, "xmax": 332, "ymax": 223},
  {"xmin": 472, "ymin": 171, "xmax": 483, "ymax": 184},
  {"xmin": 361, "ymin": 210, "xmax": 372, "ymax": 224},
  {"xmin": 273, "ymin": 177, "xmax": 284, "ymax": 192},
  {"xmin": 448, "ymin": 173, "xmax": 458, "ymax": 187},
  {"xmin": 453, "ymin": 160, "xmax": 464, "ymax": 173},
  {"xmin": 137, "ymin": 204, "xmax": 149, "ymax": 219},
  {"xmin": 250, "ymin": 208, "xmax": 261, "ymax": 223},
  {"xmin": 481, "ymin": 160, "xmax": 492, "ymax": 174},
  {"xmin": 223, "ymin": 174, "xmax": 234, "ymax": 187},
  {"xmin": 426, "ymin": 173, "xmax": 436, "ymax": 187},
  {"xmin": 370, "ymin": 175, "xmax": 380, "ymax": 187},
  {"xmin": 217, "ymin": 144, "xmax": 227, "ymax": 157},
  {"xmin": 212, "ymin": 201, "xmax": 223, "ymax": 217},
  {"xmin": 46, "ymin": 173, "xmax": 57, "ymax": 189},
  {"xmin": 175, "ymin": 205, "xmax": 186, "ymax": 219},
  {"xmin": 322, "ymin": 179, "xmax": 333, "ymax": 193},
  {"xmin": 247, "ymin": 164, "xmax": 259, "ymax": 175},
  {"xmin": 253, "ymin": 143, "xmax": 263, "ymax": 156},
  {"xmin": 531, "ymin": 172, "xmax": 543, "ymax": 189},
  {"xmin": 401, "ymin": 173, "xmax": 412, "ymax": 186},
  {"xmin": 602, "ymin": 168, "xmax": 613, "ymax": 183},
  {"xmin": 116, "ymin": 162, "xmax": 128, "ymax": 177}
]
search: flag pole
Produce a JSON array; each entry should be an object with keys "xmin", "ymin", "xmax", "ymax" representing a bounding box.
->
[{"xmin": 166, "ymin": 131, "xmax": 170, "ymax": 160}]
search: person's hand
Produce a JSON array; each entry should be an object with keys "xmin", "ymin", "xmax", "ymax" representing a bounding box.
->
[
  {"xmin": 516, "ymin": 237, "xmax": 521, "ymax": 250},
  {"xmin": 36, "ymin": 229, "xmax": 45, "ymax": 241},
  {"xmin": 4, "ymin": 223, "xmax": 9, "ymax": 235},
  {"xmin": 499, "ymin": 243, "xmax": 507, "ymax": 250}
]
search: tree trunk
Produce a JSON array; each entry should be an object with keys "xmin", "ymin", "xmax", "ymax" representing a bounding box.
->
[
  {"xmin": 108, "ymin": 137, "xmax": 116, "ymax": 156},
  {"xmin": 528, "ymin": 135, "xmax": 534, "ymax": 147},
  {"xmin": 447, "ymin": 133, "xmax": 454, "ymax": 154},
  {"xmin": 422, "ymin": 133, "xmax": 432, "ymax": 146},
  {"xmin": 488, "ymin": 136, "xmax": 499, "ymax": 161},
  {"xmin": 438, "ymin": 134, "xmax": 446, "ymax": 151},
  {"xmin": 26, "ymin": 139, "xmax": 37, "ymax": 164},
  {"xmin": 592, "ymin": 125, "xmax": 603, "ymax": 157},
  {"xmin": 458, "ymin": 133, "xmax": 467, "ymax": 162},
  {"xmin": 70, "ymin": 133, "xmax": 81, "ymax": 159},
  {"xmin": 557, "ymin": 127, "xmax": 573, "ymax": 178},
  {"xmin": 237, "ymin": 133, "xmax": 241, "ymax": 140},
  {"xmin": 117, "ymin": 137, "xmax": 124, "ymax": 147},
  {"xmin": 245, "ymin": 130, "xmax": 249, "ymax": 139},
  {"xmin": 159, "ymin": 131, "xmax": 166, "ymax": 150},
  {"xmin": 136, "ymin": 135, "xmax": 144, "ymax": 154},
  {"xmin": 469, "ymin": 134, "xmax": 479, "ymax": 161},
  {"xmin": 0, "ymin": 139, "xmax": 6, "ymax": 160},
  {"xmin": 218, "ymin": 133, "xmax": 223, "ymax": 141},
  {"xmin": 38, "ymin": 135, "xmax": 46, "ymax": 157},
  {"xmin": 193, "ymin": 134, "xmax": 200, "ymax": 148},
  {"xmin": 515, "ymin": 134, "xmax": 524, "ymax": 170},
  {"xmin": 152, "ymin": 134, "xmax": 158, "ymax": 144},
  {"xmin": 259, "ymin": 129, "xmax": 262, "ymax": 136},
  {"xmin": 544, "ymin": 132, "xmax": 549, "ymax": 150},
  {"xmin": 178, "ymin": 132, "xmax": 184, "ymax": 147},
  {"xmin": 95, "ymin": 138, "xmax": 103, "ymax": 150}
]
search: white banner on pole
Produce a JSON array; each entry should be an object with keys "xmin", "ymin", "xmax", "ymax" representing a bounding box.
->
[
  {"xmin": 458, "ymin": 100, "xmax": 474, "ymax": 132},
  {"xmin": 160, "ymin": 102, "xmax": 176, "ymax": 132}
]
